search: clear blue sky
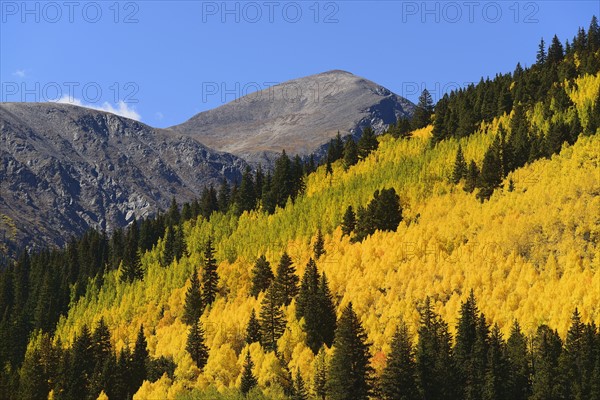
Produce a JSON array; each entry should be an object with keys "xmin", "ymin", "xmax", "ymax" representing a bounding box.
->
[{"xmin": 1, "ymin": 1, "xmax": 598, "ymax": 127}]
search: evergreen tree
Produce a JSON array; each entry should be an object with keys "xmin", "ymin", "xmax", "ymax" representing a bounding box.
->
[
  {"xmin": 292, "ymin": 368, "xmax": 309, "ymax": 400},
  {"xmin": 412, "ymin": 89, "xmax": 434, "ymax": 129},
  {"xmin": 131, "ymin": 325, "xmax": 149, "ymax": 390},
  {"xmin": 236, "ymin": 166, "xmax": 257, "ymax": 214},
  {"xmin": 18, "ymin": 348, "xmax": 48, "ymax": 400},
  {"xmin": 547, "ymin": 35, "xmax": 565, "ymax": 65},
  {"xmin": 381, "ymin": 322, "xmax": 420, "ymax": 400},
  {"xmin": 343, "ymin": 137, "xmax": 359, "ymax": 169},
  {"xmin": 245, "ymin": 309, "xmax": 262, "ymax": 345},
  {"xmin": 186, "ymin": 319, "xmax": 209, "ymax": 369},
  {"xmin": 531, "ymin": 325, "xmax": 564, "ymax": 400},
  {"xmin": 341, "ymin": 205, "xmax": 356, "ymax": 237},
  {"xmin": 452, "ymin": 145, "xmax": 468, "ymax": 184},
  {"xmin": 259, "ymin": 285, "xmax": 286, "ymax": 353},
  {"xmin": 454, "ymin": 290, "xmax": 480, "ymax": 398},
  {"xmin": 357, "ymin": 126, "xmax": 378, "ymax": 160},
  {"xmin": 464, "ymin": 160, "xmax": 480, "ymax": 193},
  {"xmin": 167, "ymin": 197, "xmax": 180, "ymax": 226},
  {"xmin": 318, "ymin": 272, "xmax": 338, "ymax": 348},
  {"xmin": 182, "ymin": 267, "xmax": 203, "ymax": 325},
  {"xmin": 327, "ymin": 303, "xmax": 373, "ymax": 400},
  {"xmin": 67, "ymin": 325, "xmax": 94, "ymax": 400},
  {"xmin": 416, "ymin": 297, "xmax": 458, "ymax": 400},
  {"xmin": 250, "ymin": 255, "xmax": 274, "ymax": 298},
  {"xmin": 162, "ymin": 225, "xmax": 175, "ymax": 267},
  {"xmin": 271, "ymin": 150, "xmax": 293, "ymax": 209},
  {"xmin": 296, "ymin": 259, "xmax": 325, "ymax": 353},
  {"xmin": 240, "ymin": 350, "xmax": 258, "ymax": 396},
  {"xmin": 506, "ymin": 320, "xmax": 531, "ymax": 400},
  {"xmin": 199, "ymin": 185, "xmax": 219, "ymax": 219},
  {"xmin": 121, "ymin": 220, "xmax": 143, "ymax": 283},
  {"xmin": 353, "ymin": 205, "xmax": 373, "ymax": 243},
  {"xmin": 483, "ymin": 324, "xmax": 509, "ymax": 400},
  {"xmin": 273, "ymin": 252, "xmax": 299, "ymax": 306},
  {"xmin": 201, "ymin": 238, "xmax": 219, "ymax": 307},
  {"xmin": 536, "ymin": 37, "xmax": 547, "ymax": 65},
  {"xmin": 313, "ymin": 348, "xmax": 328, "ymax": 400},
  {"xmin": 296, "ymin": 258, "xmax": 319, "ymax": 321},
  {"xmin": 477, "ymin": 138, "xmax": 503, "ymax": 201},
  {"xmin": 217, "ymin": 178, "xmax": 231, "ymax": 213},
  {"xmin": 313, "ymin": 229, "xmax": 325, "ymax": 260}
]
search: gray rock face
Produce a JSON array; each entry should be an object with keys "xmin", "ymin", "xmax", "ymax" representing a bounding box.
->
[
  {"xmin": 170, "ymin": 70, "xmax": 415, "ymax": 165},
  {"xmin": 0, "ymin": 102, "xmax": 246, "ymax": 252}
]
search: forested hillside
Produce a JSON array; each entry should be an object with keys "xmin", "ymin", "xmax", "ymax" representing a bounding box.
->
[{"xmin": 1, "ymin": 16, "xmax": 599, "ymax": 400}]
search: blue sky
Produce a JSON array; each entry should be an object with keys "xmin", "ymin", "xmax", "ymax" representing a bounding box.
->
[{"xmin": 1, "ymin": 1, "xmax": 598, "ymax": 127}]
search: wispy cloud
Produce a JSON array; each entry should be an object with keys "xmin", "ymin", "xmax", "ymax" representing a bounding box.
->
[
  {"xmin": 55, "ymin": 96, "xmax": 141, "ymax": 121},
  {"xmin": 155, "ymin": 111, "xmax": 164, "ymax": 120},
  {"xmin": 13, "ymin": 69, "xmax": 26, "ymax": 78}
]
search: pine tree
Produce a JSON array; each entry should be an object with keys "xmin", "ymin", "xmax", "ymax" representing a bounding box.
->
[
  {"xmin": 381, "ymin": 322, "xmax": 419, "ymax": 400},
  {"xmin": 182, "ymin": 267, "xmax": 203, "ymax": 325},
  {"xmin": 18, "ymin": 348, "xmax": 48, "ymax": 400},
  {"xmin": 250, "ymin": 255, "xmax": 274, "ymax": 297},
  {"xmin": 531, "ymin": 325, "xmax": 564, "ymax": 400},
  {"xmin": 245, "ymin": 309, "xmax": 262, "ymax": 345},
  {"xmin": 483, "ymin": 324, "xmax": 509, "ymax": 400},
  {"xmin": 412, "ymin": 89, "xmax": 434, "ymax": 129},
  {"xmin": 452, "ymin": 145, "xmax": 468, "ymax": 184},
  {"xmin": 217, "ymin": 178, "xmax": 230, "ymax": 212},
  {"xmin": 186, "ymin": 319, "xmax": 209, "ymax": 369},
  {"xmin": 236, "ymin": 166, "xmax": 257, "ymax": 214},
  {"xmin": 547, "ymin": 35, "xmax": 564, "ymax": 65},
  {"xmin": 297, "ymin": 259, "xmax": 323, "ymax": 353},
  {"xmin": 167, "ymin": 197, "xmax": 180, "ymax": 226},
  {"xmin": 271, "ymin": 150, "xmax": 293, "ymax": 209},
  {"xmin": 343, "ymin": 137, "xmax": 359, "ymax": 169},
  {"xmin": 313, "ymin": 347, "xmax": 328, "ymax": 400},
  {"xmin": 201, "ymin": 238, "xmax": 219, "ymax": 307},
  {"xmin": 536, "ymin": 37, "xmax": 547, "ymax": 65},
  {"xmin": 416, "ymin": 297, "xmax": 458, "ymax": 400},
  {"xmin": 327, "ymin": 303, "xmax": 373, "ymax": 400},
  {"xmin": 357, "ymin": 126, "xmax": 378, "ymax": 160},
  {"xmin": 67, "ymin": 325, "xmax": 94, "ymax": 400},
  {"xmin": 259, "ymin": 285, "xmax": 286, "ymax": 353},
  {"xmin": 464, "ymin": 160, "xmax": 480, "ymax": 193},
  {"xmin": 318, "ymin": 272, "xmax": 337, "ymax": 348},
  {"xmin": 292, "ymin": 368, "xmax": 309, "ymax": 400},
  {"xmin": 240, "ymin": 350, "xmax": 258, "ymax": 396},
  {"xmin": 506, "ymin": 320, "xmax": 531, "ymax": 400},
  {"xmin": 162, "ymin": 225, "xmax": 175, "ymax": 267},
  {"xmin": 313, "ymin": 229, "xmax": 325, "ymax": 260},
  {"xmin": 341, "ymin": 206, "xmax": 356, "ymax": 237},
  {"xmin": 454, "ymin": 290, "xmax": 480, "ymax": 398},
  {"xmin": 131, "ymin": 325, "xmax": 149, "ymax": 390},
  {"xmin": 120, "ymin": 220, "xmax": 143, "ymax": 283},
  {"xmin": 477, "ymin": 138, "xmax": 503, "ymax": 201},
  {"xmin": 273, "ymin": 252, "xmax": 299, "ymax": 306}
]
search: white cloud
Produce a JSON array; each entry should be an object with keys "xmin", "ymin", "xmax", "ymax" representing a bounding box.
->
[
  {"xmin": 55, "ymin": 96, "xmax": 141, "ymax": 121},
  {"xmin": 155, "ymin": 111, "xmax": 164, "ymax": 120},
  {"xmin": 13, "ymin": 69, "xmax": 26, "ymax": 78}
]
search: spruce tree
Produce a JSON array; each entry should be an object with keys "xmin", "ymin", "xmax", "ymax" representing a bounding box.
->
[
  {"xmin": 237, "ymin": 166, "xmax": 257, "ymax": 214},
  {"xmin": 240, "ymin": 350, "xmax": 258, "ymax": 395},
  {"xmin": 357, "ymin": 126, "xmax": 378, "ymax": 160},
  {"xmin": 327, "ymin": 303, "xmax": 373, "ymax": 400},
  {"xmin": 186, "ymin": 319, "xmax": 209, "ymax": 369},
  {"xmin": 483, "ymin": 324, "xmax": 509, "ymax": 400},
  {"xmin": 547, "ymin": 35, "xmax": 565, "ymax": 65},
  {"xmin": 477, "ymin": 138, "xmax": 503, "ymax": 201},
  {"xmin": 464, "ymin": 160, "xmax": 480, "ymax": 193},
  {"xmin": 217, "ymin": 178, "xmax": 231, "ymax": 212},
  {"xmin": 416, "ymin": 297, "xmax": 458, "ymax": 400},
  {"xmin": 536, "ymin": 37, "xmax": 547, "ymax": 65},
  {"xmin": 318, "ymin": 272, "xmax": 337, "ymax": 349},
  {"xmin": 271, "ymin": 150, "xmax": 293, "ymax": 209},
  {"xmin": 259, "ymin": 285, "xmax": 286, "ymax": 353},
  {"xmin": 313, "ymin": 347, "xmax": 328, "ymax": 400},
  {"xmin": 182, "ymin": 267, "xmax": 203, "ymax": 325},
  {"xmin": 121, "ymin": 220, "xmax": 143, "ymax": 283},
  {"xmin": 455, "ymin": 290, "xmax": 479, "ymax": 397},
  {"xmin": 313, "ymin": 229, "xmax": 325, "ymax": 260},
  {"xmin": 531, "ymin": 325, "xmax": 564, "ymax": 400},
  {"xmin": 452, "ymin": 145, "xmax": 468, "ymax": 184},
  {"xmin": 343, "ymin": 137, "xmax": 359, "ymax": 169},
  {"xmin": 296, "ymin": 258, "xmax": 319, "ymax": 321},
  {"xmin": 341, "ymin": 206, "xmax": 356, "ymax": 237},
  {"xmin": 506, "ymin": 320, "xmax": 531, "ymax": 400},
  {"xmin": 18, "ymin": 348, "xmax": 48, "ymax": 400},
  {"xmin": 411, "ymin": 89, "xmax": 434, "ymax": 130},
  {"xmin": 162, "ymin": 225, "xmax": 175, "ymax": 267},
  {"xmin": 201, "ymin": 238, "xmax": 219, "ymax": 307},
  {"xmin": 381, "ymin": 322, "xmax": 419, "ymax": 400},
  {"xmin": 67, "ymin": 325, "xmax": 94, "ymax": 400},
  {"xmin": 250, "ymin": 255, "xmax": 274, "ymax": 297},
  {"xmin": 245, "ymin": 309, "xmax": 262, "ymax": 345},
  {"xmin": 273, "ymin": 252, "xmax": 299, "ymax": 306},
  {"xmin": 131, "ymin": 325, "xmax": 149, "ymax": 390},
  {"xmin": 292, "ymin": 368, "xmax": 309, "ymax": 400}
]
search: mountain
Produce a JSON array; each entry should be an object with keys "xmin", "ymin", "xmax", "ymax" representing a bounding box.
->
[
  {"xmin": 0, "ymin": 102, "xmax": 246, "ymax": 252},
  {"xmin": 170, "ymin": 70, "xmax": 415, "ymax": 164}
]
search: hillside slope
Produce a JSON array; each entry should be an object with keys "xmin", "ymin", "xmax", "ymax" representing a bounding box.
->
[{"xmin": 55, "ymin": 73, "xmax": 600, "ymax": 399}]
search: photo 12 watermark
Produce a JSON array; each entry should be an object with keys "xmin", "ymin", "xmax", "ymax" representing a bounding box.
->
[
  {"xmin": 201, "ymin": 80, "xmax": 340, "ymax": 105},
  {"xmin": 400, "ymin": 81, "xmax": 475, "ymax": 103},
  {"xmin": 200, "ymin": 1, "xmax": 340, "ymax": 23},
  {"xmin": 400, "ymin": 1, "xmax": 540, "ymax": 24},
  {"xmin": 1, "ymin": 1, "xmax": 140, "ymax": 23},
  {"xmin": 1, "ymin": 81, "xmax": 139, "ymax": 103}
]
